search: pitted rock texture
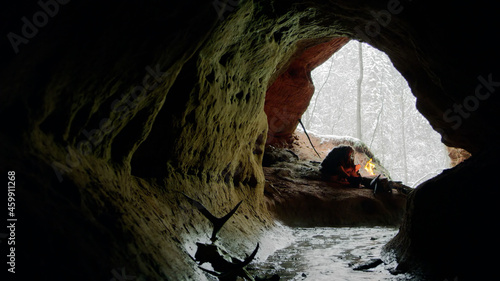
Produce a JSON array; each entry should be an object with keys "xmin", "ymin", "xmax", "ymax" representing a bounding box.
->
[{"xmin": 1, "ymin": 1, "xmax": 350, "ymax": 280}]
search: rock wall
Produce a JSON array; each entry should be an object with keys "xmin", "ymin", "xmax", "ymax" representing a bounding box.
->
[
  {"xmin": 384, "ymin": 148, "xmax": 499, "ymax": 279},
  {"xmin": 1, "ymin": 0, "xmax": 499, "ymax": 280},
  {"xmin": 447, "ymin": 147, "xmax": 471, "ymax": 167},
  {"xmin": 0, "ymin": 1, "xmax": 349, "ymax": 280},
  {"xmin": 265, "ymin": 37, "xmax": 350, "ymax": 145}
]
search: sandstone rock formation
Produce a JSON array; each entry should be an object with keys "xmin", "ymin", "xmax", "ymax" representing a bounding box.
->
[
  {"xmin": 1, "ymin": 0, "xmax": 499, "ymax": 280},
  {"xmin": 265, "ymin": 37, "xmax": 349, "ymax": 146},
  {"xmin": 447, "ymin": 146, "xmax": 471, "ymax": 167}
]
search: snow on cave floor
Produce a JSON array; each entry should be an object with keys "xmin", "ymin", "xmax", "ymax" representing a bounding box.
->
[{"xmin": 251, "ymin": 224, "xmax": 415, "ymax": 281}]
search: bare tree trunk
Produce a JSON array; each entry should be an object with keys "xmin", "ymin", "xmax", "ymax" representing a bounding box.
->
[
  {"xmin": 356, "ymin": 42, "xmax": 363, "ymax": 140},
  {"xmin": 369, "ymin": 94, "xmax": 384, "ymax": 149},
  {"xmin": 400, "ymin": 93, "xmax": 409, "ymax": 183},
  {"xmin": 369, "ymin": 71, "xmax": 385, "ymax": 149},
  {"xmin": 306, "ymin": 59, "xmax": 334, "ymax": 128}
]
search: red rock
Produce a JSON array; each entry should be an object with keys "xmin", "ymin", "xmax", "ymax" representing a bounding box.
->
[{"xmin": 265, "ymin": 37, "xmax": 350, "ymax": 146}]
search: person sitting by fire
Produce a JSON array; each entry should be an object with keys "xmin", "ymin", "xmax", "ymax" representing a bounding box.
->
[
  {"xmin": 320, "ymin": 145, "xmax": 362, "ymax": 187},
  {"xmin": 320, "ymin": 146, "xmax": 411, "ymax": 194}
]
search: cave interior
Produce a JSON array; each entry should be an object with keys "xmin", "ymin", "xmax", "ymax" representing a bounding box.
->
[{"xmin": 1, "ymin": 0, "xmax": 499, "ymax": 280}]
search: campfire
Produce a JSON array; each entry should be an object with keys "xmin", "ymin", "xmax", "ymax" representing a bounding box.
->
[
  {"xmin": 320, "ymin": 146, "xmax": 412, "ymax": 195},
  {"xmin": 364, "ymin": 158, "xmax": 376, "ymax": 176}
]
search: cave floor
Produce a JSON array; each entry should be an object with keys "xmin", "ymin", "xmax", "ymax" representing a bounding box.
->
[
  {"xmin": 254, "ymin": 143, "xmax": 411, "ymax": 280},
  {"xmin": 249, "ymin": 225, "xmax": 415, "ymax": 281}
]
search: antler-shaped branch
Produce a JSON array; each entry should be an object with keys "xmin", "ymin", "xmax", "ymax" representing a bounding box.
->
[{"xmin": 183, "ymin": 193, "xmax": 242, "ymax": 241}]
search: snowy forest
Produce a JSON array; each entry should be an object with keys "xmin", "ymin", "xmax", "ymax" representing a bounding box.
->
[{"xmin": 301, "ymin": 41, "xmax": 450, "ymax": 187}]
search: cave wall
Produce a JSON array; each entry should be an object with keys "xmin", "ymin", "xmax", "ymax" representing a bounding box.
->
[
  {"xmin": 2, "ymin": 1, "xmax": 229, "ymax": 279},
  {"xmin": 1, "ymin": 0, "xmax": 499, "ymax": 280},
  {"xmin": 265, "ymin": 37, "xmax": 350, "ymax": 146},
  {"xmin": 0, "ymin": 1, "xmax": 351, "ymax": 280},
  {"xmin": 384, "ymin": 148, "xmax": 499, "ymax": 279}
]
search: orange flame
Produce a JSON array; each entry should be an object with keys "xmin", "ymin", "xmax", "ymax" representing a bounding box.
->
[{"xmin": 364, "ymin": 158, "xmax": 376, "ymax": 176}]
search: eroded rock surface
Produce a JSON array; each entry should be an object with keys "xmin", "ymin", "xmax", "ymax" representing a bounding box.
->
[{"xmin": 265, "ymin": 37, "xmax": 350, "ymax": 145}]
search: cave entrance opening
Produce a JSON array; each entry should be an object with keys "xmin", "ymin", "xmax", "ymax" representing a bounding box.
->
[{"xmin": 299, "ymin": 40, "xmax": 450, "ymax": 187}]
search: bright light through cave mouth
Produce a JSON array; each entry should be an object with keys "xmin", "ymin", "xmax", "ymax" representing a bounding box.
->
[{"xmin": 300, "ymin": 41, "xmax": 450, "ymax": 187}]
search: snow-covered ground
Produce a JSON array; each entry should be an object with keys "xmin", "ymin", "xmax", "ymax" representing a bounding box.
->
[{"xmin": 251, "ymin": 225, "xmax": 416, "ymax": 281}]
